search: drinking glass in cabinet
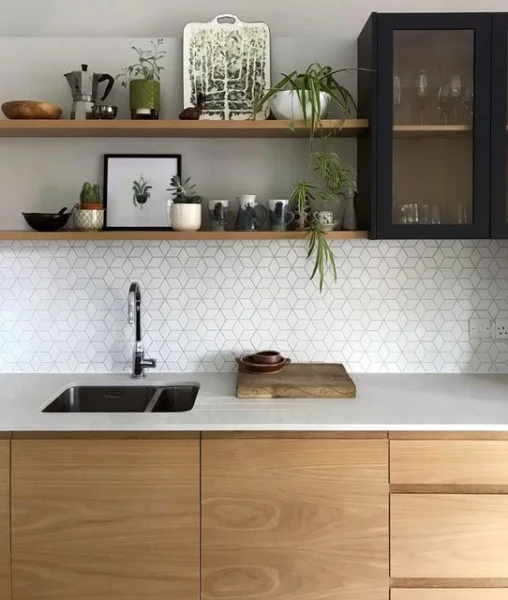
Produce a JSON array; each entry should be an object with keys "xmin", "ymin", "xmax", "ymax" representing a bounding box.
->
[
  {"xmin": 437, "ymin": 84, "xmax": 452, "ymax": 125},
  {"xmin": 394, "ymin": 75, "xmax": 402, "ymax": 122},
  {"xmin": 415, "ymin": 69, "xmax": 428, "ymax": 125}
]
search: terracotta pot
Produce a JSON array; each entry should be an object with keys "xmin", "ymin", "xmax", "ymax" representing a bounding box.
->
[
  {"xmin": 79, "ymin": 203, "xmax": 103, "ymax": 210},
  {"xmin": 170, "ymin": 204, "xmax": 202, "ymax": 232}
]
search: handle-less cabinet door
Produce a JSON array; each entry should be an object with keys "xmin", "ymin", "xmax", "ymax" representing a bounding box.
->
[
  {"xmin": 372, "ymin": 13, "xmax": 491, "ymax": 239},
  {"xmin": 491, "ymin": 14, "xmax": 508, "ymax": 237},
  {"xmin": 11, "ymin": 439, "xmax": 200, "ymax": 600}
]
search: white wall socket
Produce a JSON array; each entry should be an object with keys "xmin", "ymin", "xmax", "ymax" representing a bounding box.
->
[
  {"xmin": 469, "ymin": 318, "xmax": 493, "ymax": 340},
  {"xmin": 495, "ymin": 319, "xmax": 508, "ymax": 340}
]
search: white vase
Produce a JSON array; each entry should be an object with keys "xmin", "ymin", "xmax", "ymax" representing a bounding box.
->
[
  {"xmin": 170, "ymin": 203, "xmax": 202, "ymax": 231},
  {"xmin": 270, "ymin": 90, "xmax": 331, "ymax": 121}
]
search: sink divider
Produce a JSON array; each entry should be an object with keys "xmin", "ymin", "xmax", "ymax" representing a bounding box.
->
[{"xmin": 145, "ymin": 389, "xmax": 164, "ymax": 413}]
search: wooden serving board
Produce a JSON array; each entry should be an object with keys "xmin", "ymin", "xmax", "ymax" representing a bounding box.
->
[{"xmin": 236, "ymin": 363, "xmax": 356, "ymax": 399}]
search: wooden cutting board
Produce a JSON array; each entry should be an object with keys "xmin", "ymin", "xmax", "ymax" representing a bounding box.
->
[{"xmin": 236, "ymin": 363, "xmax": 356, "ymax": 399}]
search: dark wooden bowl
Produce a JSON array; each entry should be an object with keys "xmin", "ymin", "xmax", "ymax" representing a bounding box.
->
[
  {"xmin": 237, "ymin": 355, "xmax": 291, "ymax": 374},
  {"xmin": 251, "ymin": 351, "xmax": 283, "ymax": 364}
]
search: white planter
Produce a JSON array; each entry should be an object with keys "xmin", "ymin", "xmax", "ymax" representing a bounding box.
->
[
  {"xmin": 170, "ymin": 203, "xmax": 202, "ymax": 231},
  {"xmin": 270, "ymin": 90, "xmax": 331, "ymax": 121}
]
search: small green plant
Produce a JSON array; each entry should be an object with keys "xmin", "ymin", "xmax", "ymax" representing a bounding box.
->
[
  {"xmin": 132, "ymin": 175, "xmax": 152, "ymax": 207},
  {"xmin": 80, "ymin": 182, "xmax": 102, "ymax": 204},
  {"xmin": 167, "ymin": 175, "xmax": 203, "ymax": 204},
  {"xmin": 118, "ymin": 38, "xmax": 166, "ymax": 87},
  {"xmin": 253, "ymin": 63, "xmax": 356, "ymax": 131}
]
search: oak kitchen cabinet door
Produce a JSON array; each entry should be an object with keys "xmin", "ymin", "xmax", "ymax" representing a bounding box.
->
[
  {"xmin": 202, "ymin": 438, "xmax": 389, "ymax": 600},
  {"xmin": 0, "ymin": 440, "xmax": 10, "ymax": 600},
  {"xmin": 11, "ymin": 439, "xmax": 200, "ymax": 600},
  {"xmin": 391, "ymin": 591, "xmax": 508, "ymax": 600}
]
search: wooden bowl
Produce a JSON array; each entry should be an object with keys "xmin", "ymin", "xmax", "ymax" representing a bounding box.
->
[
  {"xmin": 1, "ymin": 100, "xmax": 62, "ymax": 120},
  {"xmin": 238, "ymin": 355, "xmax": 291, "ymax": 374},
  {"xmin": 251, "ymin": 351, "xmax": 283, "ymax": 364}
]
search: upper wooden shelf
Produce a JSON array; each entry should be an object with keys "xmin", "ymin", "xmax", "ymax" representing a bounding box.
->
[
  {"xmin": 0, "ymin": 119, "xmax": 368, "ymax": 138},
  {"xmin": 393, "ymin": 125, "xmax": 471, "ymax": 138},
  {"xmin": 0, "ymin": 230, "xmax": 368, "ymax": 241}
]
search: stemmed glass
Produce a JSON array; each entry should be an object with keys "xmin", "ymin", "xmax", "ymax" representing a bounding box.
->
[
  {"xmin": 416, "ymin": 69, "xmax": 428, "ymax": 125},
  {"xmin": 449, "ymin": 74, "xmax": 462, "ymax": 124},
  {"xmin": 393, "ymin": 75, "xmax": 402, "ymax": 122},
  {"xmin": 437, "ymin": 84, "xmax": 452, "ymax": 125},
  {"xmin": 461, "ymin": 86, "xmax": 474, "ymax": 125}
]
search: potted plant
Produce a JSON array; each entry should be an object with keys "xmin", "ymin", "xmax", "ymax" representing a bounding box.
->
[
  {"xmin": 132, "ymin": 175, "xmax": 152, "ymax": 209},
  {"xmin": 255, "ymin": 63, "xmax": 358, "ymax": 291},
  {"xmin": 74, "ymin": 182, "xmax": 104, "ymax": 231},
  {"xmin": 118, "ymin": 38, "xmax": 166, "ymax": 120},
  {"xmin": 167, "ymin": 175, "xmax": 203, "ymax": 232},
  {"xmin": 253, "ymin": 63, "xmax": 356, "ymax": 131}
]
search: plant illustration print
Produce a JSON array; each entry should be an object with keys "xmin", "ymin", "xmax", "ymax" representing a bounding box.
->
[{"xmin": 132, "ymin": 175, "xmax": 152, "ymax": 209}]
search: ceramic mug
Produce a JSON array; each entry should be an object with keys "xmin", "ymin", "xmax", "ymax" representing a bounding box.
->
[
  {"xmin": 236, "ymin": 195, "xmax": 257, "ymax": 209},
  {"xmin": 314, "ymin": 210, "xmax": 334, "ymax": 225},
  {"xmin": 269, "ymin": 199, "xmax": 296, "ymax": 231},
  {"xmin": 209, "ymin": 200, "xmax": 229, "ymax": 231}
]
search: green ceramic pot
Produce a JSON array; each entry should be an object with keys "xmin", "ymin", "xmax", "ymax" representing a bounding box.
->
[{"xmin": 129, "ymin": 79, "xmax": 161, "ymax": 111}]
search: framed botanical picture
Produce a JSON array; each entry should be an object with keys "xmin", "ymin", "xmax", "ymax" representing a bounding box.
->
[{"xmin": 104, "ymin": 154, "xmax": 181, "ymax": 229}]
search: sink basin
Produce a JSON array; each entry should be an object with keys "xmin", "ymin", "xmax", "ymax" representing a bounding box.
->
[
  {"xmin": 42, "ymin": 384, "xmax": 200, "ymax": 413},
  {"xmin": 151, "ymin": 385, "xmax": 199, "ymax": 413},
  {"xmin": 43, "ymin": 386, "xmax": 159, "ymax": 413}
]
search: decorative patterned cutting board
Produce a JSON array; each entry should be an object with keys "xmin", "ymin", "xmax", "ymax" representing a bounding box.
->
[
  {"xmin": 183, "ymin": 14, "xmax": 271, "ymax": 120},
  {"xmin": 236, "ymin": 363, "xmax": 356, "ymax": 398}
]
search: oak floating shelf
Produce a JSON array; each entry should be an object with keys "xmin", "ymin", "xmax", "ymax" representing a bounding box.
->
[
  {"xmin": 0, "ymin": 119, "xmax": 369, "ymax": 138},
  {"xmin": 0, "ymin": 230, "xmax": 368, "ymax": 241},
  {"xmin": 393, "ymin": 124, "xmax": 471, "ymax": 138}
]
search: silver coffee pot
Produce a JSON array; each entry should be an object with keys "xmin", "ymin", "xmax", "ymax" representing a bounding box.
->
[{"xmin": 64, "ymin": 64, "xmax": 115, "ymax": 119}]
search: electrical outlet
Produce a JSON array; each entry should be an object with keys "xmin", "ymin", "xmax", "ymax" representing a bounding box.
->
[
  {"xmin": 495, "ymin": 319, "xmax": 508, "ymax": 340},
  {"xmin": 469, "ymin": 318, "xmax": 492, "ymax": 340}
]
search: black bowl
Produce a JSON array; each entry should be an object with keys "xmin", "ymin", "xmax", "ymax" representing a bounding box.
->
[{"xmin": 22, "ymin": 212, "xmax": 71, "ymax": 232}]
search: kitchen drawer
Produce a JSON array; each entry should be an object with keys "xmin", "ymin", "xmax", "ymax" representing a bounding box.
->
[
  {"xmin": 391, "ymin": 441, "xmax": 508, "ymax": 485},
  {"xmin": 392, "ymin": 591, "xmax": 508, "ymax": 600},
  {"xmin": 391, "ymin": 494, "xmax": 508, "ymax": 578}
]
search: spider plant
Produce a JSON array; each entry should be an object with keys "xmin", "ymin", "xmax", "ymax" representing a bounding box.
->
[{"xmin": 253, "ymin": 63, "xmax": 356, "ymax": 132}]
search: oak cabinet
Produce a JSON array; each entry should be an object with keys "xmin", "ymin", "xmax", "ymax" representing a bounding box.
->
[
  {"xmin": 391, "ymin": 493, "xmax": 508, "ymax": 578},
  {"xmin": 391, "ymin": 591, "xmax": 508, "ymax": 600},
  {"xmin": 0, "ymin": 441, "xmax": 9, "ymax": 600},
  {"xmin": 202, "ymin": 438, "xmax": 389, "ymax": 600},
  {"xmin": 10, "ymin": 439, "xmax": 200, "ymax": 600}
]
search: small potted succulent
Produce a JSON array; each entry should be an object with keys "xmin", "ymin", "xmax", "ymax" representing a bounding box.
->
[
  {"xmin": 118, "ymin": 38, "xmax": 166, "ymax": 120},
  {"xmin": 132, "ymin": 175, "xmax": 152, "ymax": 209},
  {"xmin": 167, "ymin": 175, "xmax": 203, "ymax": 232},
  {"xmin": 74, "ymin": 182, "xmax": 104, "ymax": 231}
]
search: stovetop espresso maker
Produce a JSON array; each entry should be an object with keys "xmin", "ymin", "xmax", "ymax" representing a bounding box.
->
[{"xmin": 64, "ymin": 64, "xmax": 115, "ymax": 119}]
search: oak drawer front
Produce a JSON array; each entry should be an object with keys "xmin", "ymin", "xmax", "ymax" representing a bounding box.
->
[
  {"xmin": 391, "ymin": 441, "xmax": 508, "ymax": 485},
  {"xmin": 392, "ymin": 591, "xmax": 508, "ymax": 600},
  {"xmin": 391, "ymin": 494, "xmax": 508, "ymax": 578}
]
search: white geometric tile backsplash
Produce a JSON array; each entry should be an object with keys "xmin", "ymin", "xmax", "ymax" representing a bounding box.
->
[{"xmin": 1, "ymin": 238, "xmax": 508, "ymax": 374}]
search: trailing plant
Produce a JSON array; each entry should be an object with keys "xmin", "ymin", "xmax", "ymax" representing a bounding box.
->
[
  {"xmin": 132, "ymin": 175, "xmax": 152, "ymax": 207},
  {"xmin": 118, "ymin": 38, "xmax": 166, "ymax": 86},
  {"xmin": 167, "ymin": 175, "xmax": 203, "ymax": 204},
  {"xmin": 80, "ymin": 182, "xmax": 102, "ymax": 204},
  {"xmin": 254, "ymin": 63, "xmax": 358, "ymax": 291},
  {"xmin": 253, "ymin": 63, "xmax": 356, "ymax": 132}
]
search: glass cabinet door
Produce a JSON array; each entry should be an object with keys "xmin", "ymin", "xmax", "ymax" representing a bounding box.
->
[
  {"xmin": 491, "ymin": 14, "xmax": 508, "ymax": 238},
  {"xmin": 376, "ymin": 14, "xmax": 491, "ymax": 238}
]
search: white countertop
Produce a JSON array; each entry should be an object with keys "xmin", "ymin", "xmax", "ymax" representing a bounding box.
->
[{"xmin": 0, "ymin": 372, "xmax": 508, "ymax": 431}]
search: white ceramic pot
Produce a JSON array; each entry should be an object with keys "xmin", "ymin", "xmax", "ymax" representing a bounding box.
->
[
  {"xmin": 270, "ymin": 90, "xmax": 331, "ymax": 121},
  {"xmin": 73, "ymin": 208, "xmax": 104, "ymax": 231},
  {"xmin": 170, "ymin": 203, "xmax": 202, "ymax": 231}
]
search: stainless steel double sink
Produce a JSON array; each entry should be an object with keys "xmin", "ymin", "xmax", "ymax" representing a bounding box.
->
[{"xmin": 43, "ymin": 384, "xmax": 199, "ymax": 413}]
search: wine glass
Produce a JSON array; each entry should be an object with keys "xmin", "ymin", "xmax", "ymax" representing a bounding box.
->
[
  {"xmin": 461, "ymin": 85, "xmax": 474, "ymax": 125},
  {"xmin": 416, "ymin": 69, "xmax": 428, "ymax": 125},
  {"xmin": 449, "ymin": 74, "xmax": 462, "ymax": 124},
  {"xmin": 437, "ymin": 84, "xmax": 452, "ymax": 125},
  {"xmin": 393, "ymin": 75, "xmax": 402, "ymax": 122}
]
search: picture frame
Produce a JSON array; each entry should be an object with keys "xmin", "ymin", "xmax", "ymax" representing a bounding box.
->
[{"xmin": 104, "ymin": 154, "xmax": 182, "ymax": 230}]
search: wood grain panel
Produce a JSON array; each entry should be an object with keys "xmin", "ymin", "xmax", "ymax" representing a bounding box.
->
[
  {"xmin": 391, "ymin": 494, "xmax": 508, "ymax": 578},
  {"xmin": 11, "ymin": 439, "xmax": 199, "ymax": 600},
  {"xmin": 389, "ymin": 432, "xmax": 508, "ymax": 440},
  {"xmin": 202, "ymin": 431, "xmax": 388, "ymax": 439},
  {"xmin": 391, "ymin": 590, "xmax": 508, "ymax": 600},
  {"xmin": 202, "ymin": 439, "xmax": 389, "ymax": 600},
  {"xmin": 0, "ymin": 441, "xmax": 10, "ymax": 600},
  {"xmin": 391, "ymin": 441, "xmax": 508, "ymax": 485}
]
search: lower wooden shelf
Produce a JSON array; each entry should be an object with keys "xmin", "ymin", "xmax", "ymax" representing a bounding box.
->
[{"xmin": 0, "ymin": 230, "xmax": 368, "ymax": 241}]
